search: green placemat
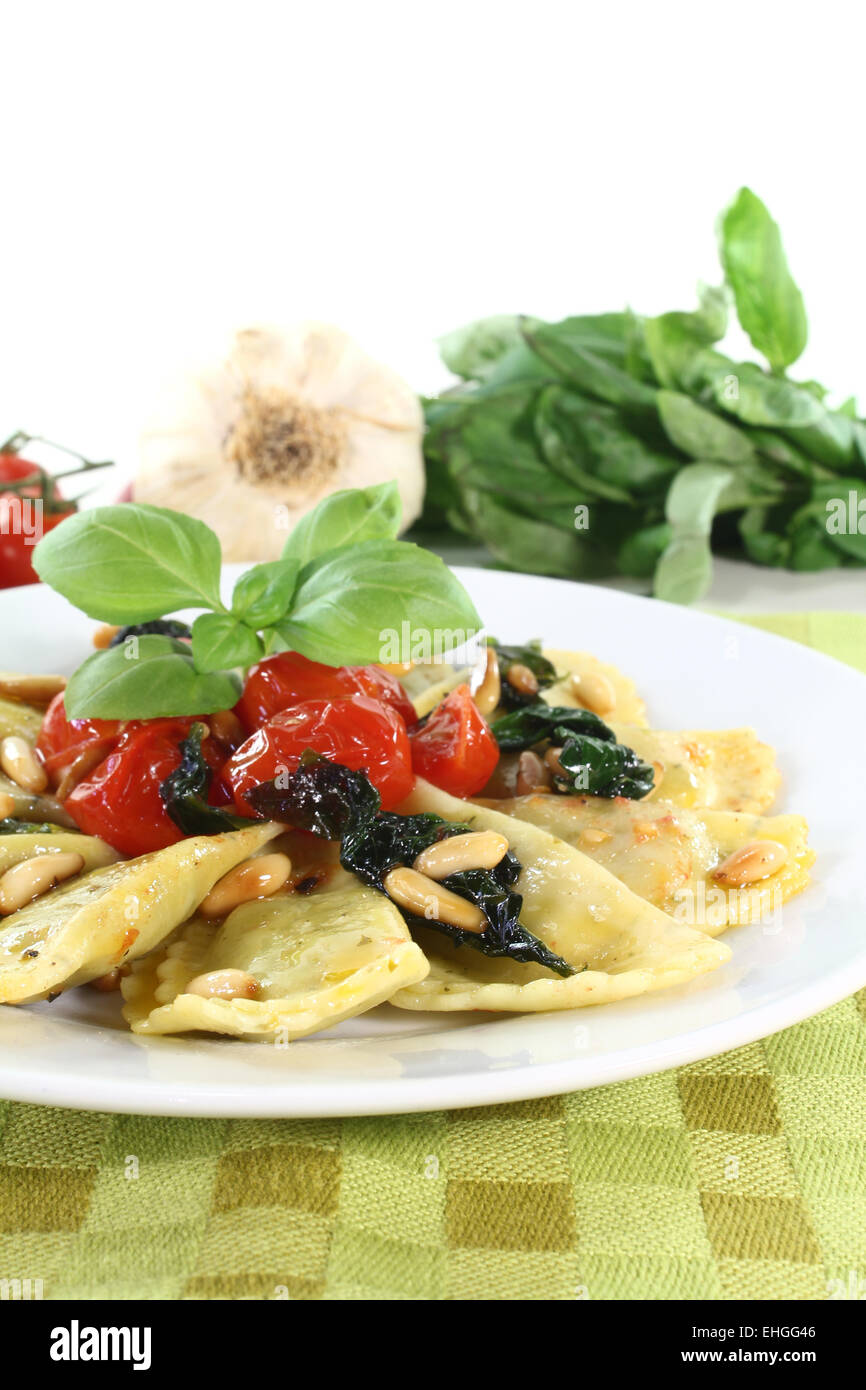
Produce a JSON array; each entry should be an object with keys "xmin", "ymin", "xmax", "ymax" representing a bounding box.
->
[{"xmin": 1, "ymin": 612, "xmax": 864, "ymax": 1302}]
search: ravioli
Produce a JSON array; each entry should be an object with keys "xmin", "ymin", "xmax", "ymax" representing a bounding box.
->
[
  {"xmin": 0, "ymin": 695, "xmax": 43, "ymax": 744},
  {"xmin": 389, "ymin": 780, "xmax": 730, "ymax": 1013},
  {"xmin": 121, "ymin": 872, "xmax": 429, "ymax": 1038},
  {"xmin": 541, "ymin": 648, "xmax": 648, "ymax": 726},
  {"xmin": 483, "ymin": 793, "xmax": 813, "ymax": 933},
  {"xmin": 611, "ymin": 724, "xmax": 780, "ymax": 814},
  {"xmin": 0, "ymin": 822, "xmax": 281, "ymax": 1004},
  {"xmin": 0, "ymin": 829, "xmax": 120, "ymax": 876}
]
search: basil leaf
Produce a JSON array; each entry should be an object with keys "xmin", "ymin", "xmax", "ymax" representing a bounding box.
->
[
  {"xmin": 439, "ymin": 315, "xmax": 524, "ymax": 380},
  {"xmin": 643, "ymin": 285, "xmax": 728, "ymax": 389},
  {"xmin": 277, "ymin": 540, "xmax": 481, "ymax": 666},
  {"xmin": 64, "ymin": 636, "xmax": 240, "ymax": 719},
  {"xmin": 281, "ymin": 482, "xmax": 402, "ymax": 568},
  {"xmin": 32, "ymin": 504, "xmax": 223, "ymax": 622},
  {"xmin": 456, "ymin": 485, "xmax": 609, "ymax": 580},
  {"xmin": 617, "ymin": 522, "xmax": 672, "ymax": 579},
  {"xmin": 654, "ymin": 462, "xmax": 734, "ymax": 603},
  {"xmin": 707, "ymin": 361, "xmax": 823, "ymax": 428},
  {"xmin": 719, "ymin": 187, "xmax": 808, "ymax": 372},
  {"xmin": 522, "ymin": 318, "xmax": 657, "ymax": 409},
  {"xmin": 191, "ymin": 613, "xmax": 263, "ymax": 675},
  {"xmin": 657, "ymin": 390, "xmax": 756, "ymax": 465},
  {"xmin": 231, "ymin": 559, "xmax": 300, "ymax": 629}
]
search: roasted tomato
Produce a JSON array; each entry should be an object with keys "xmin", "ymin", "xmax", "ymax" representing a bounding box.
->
[
  {"xmin": 0, "ymin": 454, "xmax": 75, "ymax": 589},
  {"xmin": 64, "ymin": 719, "xmax": 225, "ymax": 857},
  {"xmin": 236, "ymin": 652, "xmax": 417, "ymax": 732},
  {"xmin": 36, "ymin": 692, "xmax": 130, "ymax": 780},
  {"xmin": 223, "ymin": 695, "xmax": 414, "ymax": 813},
  {"xmin": 409, "ymin": 683, "xmax": 499, "ymax": 798}
]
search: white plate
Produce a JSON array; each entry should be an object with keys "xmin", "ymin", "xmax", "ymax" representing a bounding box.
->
[{"xmin": 0, "ymin": 568, "xmax": 864, "ymax": 1116}]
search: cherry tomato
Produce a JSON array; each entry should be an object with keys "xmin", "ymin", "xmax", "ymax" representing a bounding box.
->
[
  {"xmin": 223, "ymin": 695, "xmax": 414, "ymax": 814},
  {"xmin": 64, "ymin": 719, "xmax": 224, "ymax": 857},
  {"xmin": 409, "ymin": 683, "xmax": 499, "ymax": 798},
  {"xmin": 0, "ymin": 455, "xmax": 74, "ymax": 589},
  {"xmin": 236, "ymin": 651, "xmax": 417, "ymax": 732},
  {"xmin": 36, "ymin": 692, "xmax": 130, "ymax": 780}
]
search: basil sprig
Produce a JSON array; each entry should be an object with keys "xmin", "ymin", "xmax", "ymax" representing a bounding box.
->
[{"xmin": 34, "ymin": 481, "xmax": 482, "ymax": 720}]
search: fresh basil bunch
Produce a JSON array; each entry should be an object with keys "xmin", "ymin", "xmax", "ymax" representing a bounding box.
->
[
  {"xmin": 33, "ymin": 482, "xmax": 481, "ymax": 719},
  {"xmin": 420, "ymin": 188, "xmax": 866, "ymax": 602}
]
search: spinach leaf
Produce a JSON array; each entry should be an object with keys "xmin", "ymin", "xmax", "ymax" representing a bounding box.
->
[
  {"xmin": 492, "ymin": 702, "xmax": 612, "ymax": 750},
  {"xmin": 555, "ymin": 732, "xmax": 656, "ymax": 799},
  {"xmin": 109, "ymin": 619, "xmax": 192, "ymax": 646},
  {"xmin": 247, "ymin": 755, "xmax": 574, "ymax": 977},
  {"xmin": 64, "ymin": 636, "xmax": 241, "ymax": 720},
  {"xmin": 0, "ymin": 820, "xmax": 65, "ymax": 835},
  {"xmin": 719, "ymin": 187, "xmax": 808, "ymax": 371},
  {"xmin": 32, "ymin": 504, "xmax": 224, "ymax": 622},
  {"xmin": 159, "ymin": 723, "xmax": 249, "ymax": 835},
  {"xmin": 491, "ymin": 703, "xmax": 654, "ymax": 799},
  {"xmin": 489, "ymin": 641, "xmax": 557, "ymax": 709}
]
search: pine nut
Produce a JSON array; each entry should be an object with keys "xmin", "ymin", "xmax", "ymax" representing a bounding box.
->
[
  {"xmin": 516, "ymin": 750, "xmax": 550, "ymax": 795},
  {"xmin": 92, "ymin": 624, "xmax": 121, "ymax": 650},
  {"xmin": 544, "ymin": 745, "xmax": 566, "ymax": 778},
  {"xmin": 1, "ymin": 736, "xmax": 47, "ymax": 793},
  {"xmin": 569, "ymin": 670, "xmax": 616, "ymax": 716},
  {"xmin": 0, "ymin": 674, "xmax": 66, "ymax": 706},
  {"xmin": 712, "ymin": 839, "xmax": 789, "ymax": 887},
  {"xmin": 0, "ymin": 792, "xmax": 15, "ymax": 819},
  {"xmin": 199, "ymin": 853, "xmax": 292, "ymax": 918},
  {"xmin": 186, "ymin": 968, "xmax": 260, "ymax": 1001},
  {"xmin": 473, "ymin": 647, "xmax": 501, "ymax": 717},
  {"xmin": 209, "ymin": 708, "xmax": 246, "ymax": 754},
  {"xmin": 0, "ymin": 851, "xmax": 85, "ymax": 914},
  {"xmin": 55, "ymin": 742, "xmax": 112, "ymax": 801},
  {"xmin": 506, "ymin": 662, "xmax": 539, "ymax": 696},
  {"xmin": 413, "ymin": 830, "xmax": 509, "ymax": 879},
  {"xmin": 378, "ymin": 661, "xmax": 413, "ymax": 677},
  {"xmin": 383, "ymin": 866, "xmax": 486, "ymax": 933}
]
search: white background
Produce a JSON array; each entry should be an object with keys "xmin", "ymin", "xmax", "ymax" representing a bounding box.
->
[{"xmin": 2, "ymin": 0, "xmax": 865, "ymax": 607}]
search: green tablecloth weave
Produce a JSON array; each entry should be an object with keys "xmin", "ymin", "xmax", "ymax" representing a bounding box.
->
[{"xmin": 1, "ymin": 612, "xmax": 864, "ymax": 1301}]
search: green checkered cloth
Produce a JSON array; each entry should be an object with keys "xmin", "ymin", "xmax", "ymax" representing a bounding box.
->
[{"xmin": 1, "ymin": 613, "xmax": 864, "ymax": 1301}]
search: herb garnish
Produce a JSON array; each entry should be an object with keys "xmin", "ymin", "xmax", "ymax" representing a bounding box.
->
[
  {"xmin": 247, "ymin": 753, "xmax": 575, "ymax": 977},
  {"xmin": 492, "ymin": 703, "xmax": 655, "ymax": 799},
  {"xmin": 33, "ymin": 482, "xmax": 481, "ymax": 720}
]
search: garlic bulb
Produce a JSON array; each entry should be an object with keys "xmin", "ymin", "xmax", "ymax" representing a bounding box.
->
[{"xmin": 136, "ymin": 322, "xmax": 425, "ymax": 561}]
